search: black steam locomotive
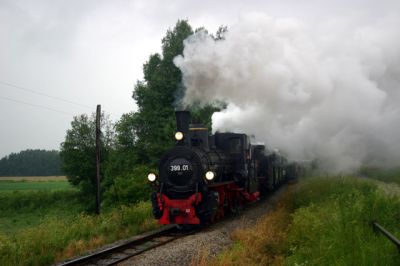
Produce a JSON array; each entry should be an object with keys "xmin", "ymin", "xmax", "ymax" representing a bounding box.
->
[{"xmin": 148, "ymin": 111, "xmax": 297, "ymax": 225}]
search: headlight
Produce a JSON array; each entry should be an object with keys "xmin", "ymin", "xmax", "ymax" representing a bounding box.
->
[
  {"xmin": 205, "ymin": 171, "xmax": 215, "ymax": 181},
  {"xmin": 147, "ymin": 173, "xmax": 157, "ymax": 182},
  {"xmin": 175, "ymin": 131, "xmax": 184, "ymax": 141}
]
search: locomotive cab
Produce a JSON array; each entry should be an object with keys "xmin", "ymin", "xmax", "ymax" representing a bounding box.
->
[{"xmin": 214, "ymin": 133, "xmax": 249, "ymax": 182}]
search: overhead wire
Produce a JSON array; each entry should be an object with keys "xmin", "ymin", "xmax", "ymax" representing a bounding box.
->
[
  {"xmin": 0, "ymin": 80, "xmax": 122, "ymax": 120},
  {"xmin": 0, "ymin": 95, "xmax": 75, "ymax": 116},
  {"xmin": 0, "ymin": 80, "xmax": 93, "ymax": 110}
]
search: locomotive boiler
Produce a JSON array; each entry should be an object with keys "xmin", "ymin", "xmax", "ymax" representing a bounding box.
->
[{"xmin": 148, "ymin": 111, "xmax": 295, "ymax": 225}]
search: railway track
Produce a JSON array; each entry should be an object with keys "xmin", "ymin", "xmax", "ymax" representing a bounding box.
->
[
  {"xmin": 57, "ymin": 225, "xmax": 186, "ymax": 266},
  {"xmin": 56, "ymin": 185, "xmax": 290, "ymax": 266}
]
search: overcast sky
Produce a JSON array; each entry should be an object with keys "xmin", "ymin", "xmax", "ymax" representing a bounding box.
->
[{"xmin": 0, "ymin": 0, "xmax": 398, "ymax": 158}]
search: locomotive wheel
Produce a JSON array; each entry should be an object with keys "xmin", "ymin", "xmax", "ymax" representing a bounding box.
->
[{"xmin": 196, "ymin": 191, "xmax": 218, "ymax": 224}]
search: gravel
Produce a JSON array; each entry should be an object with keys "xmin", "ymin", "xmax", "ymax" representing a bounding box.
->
[{"xmin": 118, "ymin": 185, "xmax": 287, "ymax": 266}]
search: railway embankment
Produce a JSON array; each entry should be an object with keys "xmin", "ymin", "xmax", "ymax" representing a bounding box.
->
[{"xmin": 195, "ymin": 176, "xmax": 400, "ymax": 266}]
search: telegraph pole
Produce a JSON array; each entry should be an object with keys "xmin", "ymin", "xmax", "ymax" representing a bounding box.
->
[{"xmin": 95, "ymin": 105, "xmax": 101, "ymax": 215}]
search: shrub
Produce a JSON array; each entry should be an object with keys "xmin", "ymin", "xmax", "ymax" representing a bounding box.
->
[{"xmin": 102, "ymin": 165, "xmax": 153, "ymax": 207}]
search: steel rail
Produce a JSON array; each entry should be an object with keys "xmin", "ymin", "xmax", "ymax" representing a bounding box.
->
[
  {"xmin": 372, "ymin": 221, "xmax": 400, "ymax": 252},
  {"xmin": 57, "ymin": 225, "xmax": 179, "ymax": 266}
]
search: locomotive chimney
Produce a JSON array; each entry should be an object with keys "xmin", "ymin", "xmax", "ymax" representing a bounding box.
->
[{"xmin": 175, "ymin": 111, "xmax": 191, "ymax": 144}]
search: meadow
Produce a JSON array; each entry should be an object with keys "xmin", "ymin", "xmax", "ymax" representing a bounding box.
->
[
  {"xmin": 0, "ymin": 177, "xmax": 157, "ymax": 265},
  {"xmin": 0, "ymin": 180, "xmax": 73, "ymax": 191},
  {"xmin": 0, "ymin": 176, "xmax": 67, "ymax": 181},
  {"xmin": 194, "ymin": 175, "xmax": 400, "ymax": 265}
]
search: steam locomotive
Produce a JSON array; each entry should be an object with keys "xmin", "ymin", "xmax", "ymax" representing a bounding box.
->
[{"xmin": 148, "ymin": 111, "xmax": 297, "ymax": 225}]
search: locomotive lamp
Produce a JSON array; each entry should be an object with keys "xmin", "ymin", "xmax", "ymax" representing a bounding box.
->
[
  {"xmin": 205, "ymin": 171, "xmax": 215, "ymax": 181},
  {"xmin": 175, "ymin": 131, "xmax": 184, "ymax": 141},
  {"xmin": 147, "ymin": 173, "xmax": 157, "ymax": 182}
]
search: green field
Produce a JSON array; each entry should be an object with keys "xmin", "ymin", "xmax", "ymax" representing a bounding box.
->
[
  {"xmin": 0, "ymin": 176, "xmax": 67, "ymax": 181},
  {"xmin": 0, "ymin": 180, "xmax": 74, "ymax": 191},
  {"xmin": 0, "ymin": 176, "xmax": 157, "ymax": 265},
  {"xmin": 0, "ymin": 199, "xmax": 156, "ymax": 265},
  {"xmin": 0, "ymin": 178, "xmax": 77, "ymax": 235}
]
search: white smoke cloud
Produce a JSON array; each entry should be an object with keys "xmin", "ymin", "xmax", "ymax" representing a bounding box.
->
[{"xmin": 174, "ymin": 14, "xmax": 400, "ymax": 172}]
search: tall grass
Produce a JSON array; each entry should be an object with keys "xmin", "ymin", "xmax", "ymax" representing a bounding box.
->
[
  {"xmin": 0, "ymin": 177, "xmax": 158, "ymax": 265},
  {"xmin": 0, "ymin": 190, "xmax": 83, "ymax": 235},
  {"xmin": 0, "ymin": 201, "xmax": 157, "ymax": 266},
  {"xmin": 194, "ymin": 192, "xmax": 293, "ymax": 266},
  {"xmin": 198, "ymin": 177, "xmax": 400, "ymax": 265},
  {"xmin": 286, "ymin": 177, "xmax": 400, "ymax": 265}
]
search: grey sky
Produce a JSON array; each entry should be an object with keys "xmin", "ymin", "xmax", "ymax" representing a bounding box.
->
[{"xmin": 0, "ymin": 0, "xmax": 398, "ymax": 158}]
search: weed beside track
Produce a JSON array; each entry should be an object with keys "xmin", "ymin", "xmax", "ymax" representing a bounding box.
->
[{"xmin": 0, "ymin": 201, "xmax": 158, "ymax": 266}]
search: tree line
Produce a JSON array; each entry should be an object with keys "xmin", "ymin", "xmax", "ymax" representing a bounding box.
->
[
  {"xmin": 60, "ymin": 20, "xmax": 226, "ymax": 211},
  {"xmin": 0, "ymin": 149, "xmax": 63, "ymax": 176}
]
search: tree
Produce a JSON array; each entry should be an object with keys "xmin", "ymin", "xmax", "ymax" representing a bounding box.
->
[
  {"xmin": 130, "ymin": 20, "xmax": 194, "ymax": 166},
  {"xmin": 103, "ymin": 112, "xmax": 139, "ymax": 179},
  {"xmin": 213, "ymin": 25, "xmax": 228, "ymax": 40},
  {"xmin": 100, "ymin": 21, "xmax": 227, "ymax": 207},
  {"xmin": 0, "ymin": 149, "xmax": 63, "ymax": 176},
  {"xmin": 60, "ymin": 113, "xmax": 113, "ymax": 210},
  {"xmin": 117, "ymin": 20, "xmax": 227, "ymax": 167}
]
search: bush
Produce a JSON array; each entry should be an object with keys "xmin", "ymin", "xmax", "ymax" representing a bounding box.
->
[{"xmin": 102, "ymin": 164, "xmax": 153, "ymax": 207}]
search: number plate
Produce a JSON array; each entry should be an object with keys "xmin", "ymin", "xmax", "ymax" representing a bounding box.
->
[{"xmin": 170, "ymin": 164, "xmax": 190, "ymax": 171}]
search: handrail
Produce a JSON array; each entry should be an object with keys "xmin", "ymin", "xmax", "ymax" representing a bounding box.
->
[{"xmin": 372, "ymin": 221, "xmax": 400, "ymax": 252}]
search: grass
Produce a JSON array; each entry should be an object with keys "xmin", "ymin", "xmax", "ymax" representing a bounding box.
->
[
  {"xmin": 0, "ymin": 201, "xmax": 158, "ymax": 266},
  {"xmin": 0, "ymin": 176, "xmax": 158, "ymax": 265},
  {"xmin": 359, "ymin": 167, "xmax": 400, "ymax": 185},
  {"xmin": 0, "ymin": 176, "xmax": 73, "ymax": 193},
  {"xmin": 0, "ymin": 176, "xmax": 67, "ymax": 181},
  {"xmin": 0, "ymin": 180, "xmax": 77, "ymax": 235},
  {"xmin": 192, "ymin": 190, "xmax": 293, "ymax": 266},
  {"xmin": 0, "ymin": 190, "xmax": 83, "ymax": 235},
  {"xmin": 0, "ymin": 181, "xmax": 157, "ymax": 266},
  {"xmin": 196, "ymin": 176, "xmax": 400, "ymax": 265},
  {"xmin": 285, "ymin": 177, "xmax": 400, "ymax": 265},
  {"xmin": 0, "ymin": 180, "xmax": 74, "ymax": 191}
]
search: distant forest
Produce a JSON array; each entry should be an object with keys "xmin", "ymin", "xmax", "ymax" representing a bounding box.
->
[{"xmin": 0, "ymin": 149, "xmax": 63, "ymax": 176}]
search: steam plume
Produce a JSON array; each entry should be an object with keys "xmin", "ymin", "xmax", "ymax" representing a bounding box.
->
[{"xmin": 174, "ymin": 14, "xmax": 400, "ymax": 172}]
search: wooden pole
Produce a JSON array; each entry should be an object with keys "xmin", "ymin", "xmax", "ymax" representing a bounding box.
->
[{"xmin": 95, "ymin": 105, "xmax": 101, "ymax": 215}]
